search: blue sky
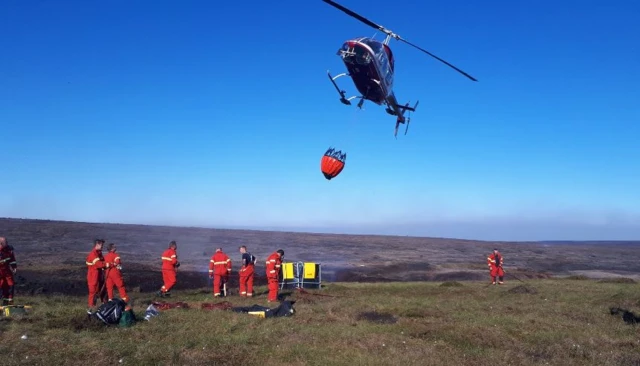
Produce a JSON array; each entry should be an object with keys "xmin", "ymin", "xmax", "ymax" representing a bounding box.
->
[{"xmin": 1, "ymin": 0, "xmax": 639, "ymax": 241}]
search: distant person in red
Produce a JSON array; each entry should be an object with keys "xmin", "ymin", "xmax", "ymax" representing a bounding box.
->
[
  {"xmin": 104, "ymin": 243, "xmax": 129, "ymax": 303},
  {"xmin": 238, "ymin": 245, "xmax": 256, "ymax": 297},
  {"xmin": 265, "ymin": 249, "xmax": 284, "ymax": 302},
  {"xmin": 487, "ymin": 248, "xmax": 505, "ymax": 285},
  {"xmin": 157, "ymin": 241, "xmax": 179, "ymax": 297},
  {"xmin": 86, "ymin": 239, "xmax": 107, "ymax": 313},
  {"xmin": 209, "ymin": 248, "xmax": 232, "ymax": 297},
  {"xmin": 0, "ymin": 237, "xmax": 17, "ymax": 305}
]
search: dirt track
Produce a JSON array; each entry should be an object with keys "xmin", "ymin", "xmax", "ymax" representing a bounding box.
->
[{"xmin": 2, "ymin": 218, "xmax": 640, "ymax": 296}]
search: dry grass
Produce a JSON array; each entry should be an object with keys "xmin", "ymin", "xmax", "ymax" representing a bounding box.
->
[{"xmin": 1, "ymin": 278, "xmax": 640, "ymax": 365}]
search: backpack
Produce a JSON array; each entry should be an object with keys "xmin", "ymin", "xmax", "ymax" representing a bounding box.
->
[
  {"xmin": 95, "ymin": 299, "xmax": 126, "ymax": 325},
  {"xmin": 118, "ymin": 308, "xmax": 137, "ymax": 327}
]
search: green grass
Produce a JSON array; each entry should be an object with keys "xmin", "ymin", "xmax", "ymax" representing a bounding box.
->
[{"xmin": 2, "ymin": 279, "xmax": 640, "ymax": 365}]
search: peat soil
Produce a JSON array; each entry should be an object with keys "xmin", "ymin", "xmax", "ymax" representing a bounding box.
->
[{"xmin": 2, "ymin": 218, "xmax": 640, "ymax": 297}]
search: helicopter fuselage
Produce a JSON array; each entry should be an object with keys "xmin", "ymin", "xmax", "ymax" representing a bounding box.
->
[
  {"xmin": 334, "ymin": 36, "xmax": 412, "ymax": 123},
  {"xmin": 323, "ymin": 0, "xmax": 474, "ymax": 137},
  {"xmin": 327, "ymin": 35, "xmax": 419, "ymax": 135},
  {"xmin": 337, "ymin": 37, "xmax": 394, "ymax": 105}
]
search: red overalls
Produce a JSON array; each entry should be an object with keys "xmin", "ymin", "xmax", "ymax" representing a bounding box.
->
[
  {"xmin": 104, "ymin": 251, "xmax": 129, "ymax": 302},
  {"xmin": 265, "ymin": 252, "xmax": 282, "ymax": 302},
  {"xmin": 0, "ymin": 245, "xmax": 17, "ymax": 304},
  {"xmin": 209, "ymin": 250, "xmax": 231, "ymax": 296},
  {"xmin": 487, "ymin": 252, "xmax": 505, "ymax": 284},
  {"xmin": 86, "ymin": 248, "xmax": 107, "ymax": 307},
  {"xmin": 239, "ymin": 252, "xmax": 255, "ymax": 297},
  {"xmin": 160, "ymin": 247, "xmax": 178, "ymax": 294}
]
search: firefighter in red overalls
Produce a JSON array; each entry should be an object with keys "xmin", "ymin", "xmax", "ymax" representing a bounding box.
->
[
  {"xmin": 265, "ymin": 249, "xmax": 284, "ymax": 302},
  {"xmin": 104, "ymin": 242, "xmax": 129, "ymax": 303},
  {"xmin": 238, "ymin": 245, "xmax": 255, "ymax": 297},
  {"xmin": 209, "ymin": 248, "xmax": 232, "ymax": 297},
  {"xmin": 86, "ymin": 239, "xmax": 107, "ymax": 313},
  {"xmin": 0, "ymin": 237, "xmax": 17, "ymax": 306},
  {"xmin": 487, "ymin": 248, "xmax": 505, "ymax": 285},
  {"xmin": 157, "ymin": 241, "xmax": 179, "ymax": 297}
]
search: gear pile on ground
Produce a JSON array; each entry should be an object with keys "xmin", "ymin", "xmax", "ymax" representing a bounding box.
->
[
  {"xmin": 609, "ymin": 307, "xmax": 640, "ymax": 324},
  {"xmin": 93, "ymin": 298, "xmax": 136, "ymax": 327},
  {"xmin": 151, "ymin": 301, "xmax": 190, "ymax": 310}
]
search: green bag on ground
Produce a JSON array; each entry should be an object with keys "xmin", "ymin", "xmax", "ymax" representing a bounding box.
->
[
  {"xmin": 2, "ymin": 305, "xmax": 30, "ymax": 317},
  {"xmin": 118, "ymin": 309, "xmax": 137, "ymax": 327}
]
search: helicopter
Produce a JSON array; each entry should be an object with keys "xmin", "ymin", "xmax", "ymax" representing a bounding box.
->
[{"xmin": 322, "ymin": 0, "xmax": 478, "ymax": 137}]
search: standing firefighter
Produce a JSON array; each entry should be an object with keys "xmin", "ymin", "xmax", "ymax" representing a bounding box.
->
[
  {"xmin": 157, "ymin": 241, "xmax": 179, "ymax": 297},
  {"xmin": 487, "ymin": 248, "xmax": 505, "ymax": 285},
  {"xmin": 209, "ymin": 248, "xmax": 232, "ymax": 297},
  {"xmin": 86, "ymin": 239, "xmax": 107, "ymax": 313},
  {"xmin": 265, "ymin": 249, "xmax": 284, "ymax": 302},
  {"xmin": 0, "ymin": 237, "xmax": 17, "ymax": 305},
  {"xmin": 104, "ymin": 243, "xmax": 129, "ymax": 303},
  {"xmin": 238, "ymin": 245, "xmax": 256, "ymax": 297}
]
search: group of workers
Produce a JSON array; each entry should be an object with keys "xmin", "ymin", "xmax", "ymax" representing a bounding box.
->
[
  {"xmin": 85, "ymin": 239, "xmax": 286, "ymax": 313},
  {"xmin": 0, "ymin": 234, "xmax": 505, "ymax": 311},
  {"xmin": 203, "ymin": 245, "xmax": 285, "ymax": 301},
  {"xmin": 86, "ymin": 239, "xmax": 130, "ymax": 312}
]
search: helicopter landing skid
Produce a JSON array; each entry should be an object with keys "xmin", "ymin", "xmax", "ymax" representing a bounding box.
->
[{"xmin": 327, "ymin": 70, "xmax": 358, "ymax": 106}]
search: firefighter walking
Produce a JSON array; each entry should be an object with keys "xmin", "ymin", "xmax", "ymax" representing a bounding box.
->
[
  {"xmin": 157, "ymin": 241, "xmax": 179, "ymax": 297},
  {"xmin": 265, "ymin": 249, "xmax": 284, "ymax": 302},
  {"xmin": 487, "ymin": 248, "xmax": 505, "ymax": 285},
  {"xmin": 86, "ymin": 239, "xmax": 107, "ymax": 313},
  {"xmin": 0, "ymin": 237, "xmax": 17, "ymax": 305},
  {"xmin": 209, "ymin": 248, "xmax": 232, "ymax": 297},
  {"xmin": 238, "ymin": 245, "xmax": 255, "ymax": 297},
  {"xmin": 104, "ymin": 243, "xmax": 129, "ymax": 303}
]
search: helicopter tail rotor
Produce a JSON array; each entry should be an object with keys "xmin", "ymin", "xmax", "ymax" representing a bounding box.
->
[{"xmin": 405, "ymin": 100, "xmax": 419, "ymax": 135}]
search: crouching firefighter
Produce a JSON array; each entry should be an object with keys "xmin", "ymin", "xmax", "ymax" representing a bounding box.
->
[
  {"xmin": 487, "ymin": 248, "xmax": 505, "ymax": 285},
  {"xmin": 209, "ymin": 248, "xmax": 231, "ymax": 297},
  {"xmin": 0, "ymin": 237, "xmax": 17, "ymax": 306},
  {"xmin": 104, "ymin": 243, "xmax": 129, "ymax": 303}
]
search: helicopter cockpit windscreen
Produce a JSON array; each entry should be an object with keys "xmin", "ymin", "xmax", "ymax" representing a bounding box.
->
[{"xmin": 361, "ymin": 39, "xmax": 383, "ymax": 56}]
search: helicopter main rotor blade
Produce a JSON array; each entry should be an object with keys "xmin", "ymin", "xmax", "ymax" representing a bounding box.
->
[
  {"xmin": 322, "ymin": 0, "xmax": 386, "ymax": 33},
  {"xmin": 398, "ymin": 37, "xmax": 478, "ymax": 82}
]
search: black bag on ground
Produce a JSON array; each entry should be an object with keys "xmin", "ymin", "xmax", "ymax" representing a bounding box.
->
[
  {"xmin": 231, "ymin": 300, "xmax": 296, "ymax": 318},
  {"xmin": 95, "ymin": 299, "xmax": 126, "ymax": 325}
]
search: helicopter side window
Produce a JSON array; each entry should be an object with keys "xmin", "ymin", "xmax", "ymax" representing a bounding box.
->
[
  {"xmin": 377, "ymin": 52, "xmax": 393, "ymax": 87},
  {"xmin": 377, "ymin": 51, "xmax": 390, "ymax": 76}
]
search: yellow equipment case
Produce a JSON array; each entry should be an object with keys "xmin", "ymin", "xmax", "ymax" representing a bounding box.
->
[{"xmin": 279, "ymin": 261, "xmax": 322, "ymax": 289}]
